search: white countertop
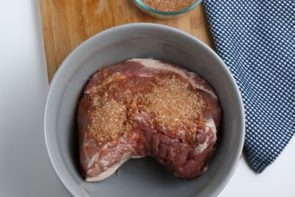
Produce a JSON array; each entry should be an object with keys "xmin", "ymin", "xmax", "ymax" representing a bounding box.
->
[{"xmin": 0, "ymin": 0, "xmax": 294, "ymax": 196}]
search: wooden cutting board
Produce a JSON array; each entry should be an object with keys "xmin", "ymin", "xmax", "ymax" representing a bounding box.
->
[{"xmin": 40, "ymin": 0, "xmax": 213, "ymax": 81}]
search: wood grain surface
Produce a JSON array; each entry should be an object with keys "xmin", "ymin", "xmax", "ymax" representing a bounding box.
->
[{"xmin": 40, "ymin": 0, "xmax": 213, "ymax": 81}]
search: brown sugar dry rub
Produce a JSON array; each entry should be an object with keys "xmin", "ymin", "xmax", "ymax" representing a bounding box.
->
[{"xmin": 142, "ymin": 0, "xmax": 195, "ymax": 12}]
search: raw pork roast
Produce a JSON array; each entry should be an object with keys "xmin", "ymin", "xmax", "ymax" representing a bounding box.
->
[{"xmin": 77, "ymin": 58, "xmax": 222, "ymax": 182}]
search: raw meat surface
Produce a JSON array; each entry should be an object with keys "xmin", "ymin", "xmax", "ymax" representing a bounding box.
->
[{"xmin": 77, "ymin": 58, "xmax": 222, "ymax": 182}]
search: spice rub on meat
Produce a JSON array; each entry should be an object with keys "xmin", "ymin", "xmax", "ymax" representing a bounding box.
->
[{"xmin": 77, "ymin": 58, "xmax": 222, "ymax": 182}]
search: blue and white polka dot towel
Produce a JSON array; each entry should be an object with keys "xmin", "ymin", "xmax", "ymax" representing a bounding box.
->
[{"xmin": 203, "ymin": 0, "xmax": 295, "ymax": 172}]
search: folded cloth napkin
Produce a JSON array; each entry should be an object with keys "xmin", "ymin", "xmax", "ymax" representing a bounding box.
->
[{"xmin": 203, "ymin": 0, "xmax": 295, "ymax": 172}]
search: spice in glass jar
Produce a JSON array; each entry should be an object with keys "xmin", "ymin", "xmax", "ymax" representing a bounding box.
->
[{"xmin": 142, "ymin": 0, "xmax": 195, "ymax": 12}]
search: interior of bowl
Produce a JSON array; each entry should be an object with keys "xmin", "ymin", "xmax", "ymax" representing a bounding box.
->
[{"xmin": 45, "ymin": 23, "xmax": 244, "ymax": 197}]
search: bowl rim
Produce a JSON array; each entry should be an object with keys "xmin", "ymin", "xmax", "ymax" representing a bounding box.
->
[
  {"xmin": 133, "ymin": 0, "xmax": 203, "ymax": 16},
  {"xmin": 44, "ymin": 23, "xmax": 245, "ymax": 197}
]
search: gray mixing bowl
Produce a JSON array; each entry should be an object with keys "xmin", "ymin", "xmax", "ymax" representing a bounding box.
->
[{"xmin": 44, "ymin": 23, "xmax": 245, "ymax": 197}]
